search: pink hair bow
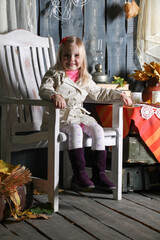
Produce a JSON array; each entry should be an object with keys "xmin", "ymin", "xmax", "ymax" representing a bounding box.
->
[{"xmin": 59, "ymin": 36, "xmax": 70, "ymax": 45}]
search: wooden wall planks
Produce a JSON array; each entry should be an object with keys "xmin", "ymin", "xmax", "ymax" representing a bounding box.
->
[
  {"xmin": 61, "ymin": 0, "xmax": 84, "ymax": 39},
  {"xmin": 106, "ymin": 0, "xmax": 126, "ymax": 81},
  {"xmin": 84, "ymin": 0, "xmax": 106, "ymax": 73},
  {"xmin": 38, "ymin": 0, "xmax": 142, "ymax": 91},
  {"xmin": 39, "ymin": 0, "xmax": 60, "ymax": 52}
]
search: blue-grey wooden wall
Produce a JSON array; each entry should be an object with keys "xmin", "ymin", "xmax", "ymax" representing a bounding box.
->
[{"xmin": 38, "ymin": 0, "xmax": 143, "ymax": 91}]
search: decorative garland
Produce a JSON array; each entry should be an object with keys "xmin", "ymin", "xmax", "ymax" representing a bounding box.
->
[{"xmin": 49, "ymin": 0, "xmax": 90, "ymax": 21}]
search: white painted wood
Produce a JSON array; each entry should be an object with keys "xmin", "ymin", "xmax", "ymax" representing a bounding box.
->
[
  {"xmin": 0, "ymin": 29, "xmax": 60, "ymax": 211},
  {"xmin": 48, "ymin": 37, "xmax": 56, "ymax": 66},
  {"xmin": 19, "ymin": 46, "xmax": 42, "ymax": 123},
  {"xmin": 0, "ymin": 29, "xmax": 50, "ymax": 48},
  {"xmin": 0, "ymin": 30, "xmax": 124, "ymax": 213},
  {"xmin": 12, "ymin": 45, "xmax": 30, "ymax": 124},
  {"xmin": 43, "ymin": 47, "xmax": 51, "ymax": 71},
  {"xmin": 0, "ymin": 46, "xmax": 14, "ymax": 97},
  {"xmin": 47, "ymin": 107, "xmax": 60, "ymax": 211},
  {"xmin": 31, "ymin": 47, "xmax": 42, "ymax": 87},
  {"xmin": 37, "ymin": 47, "xmax": 46, "ymax": 78},
  {"xmin": 112, "ymin": 102, "xmax": 123, "ymax": 200}
]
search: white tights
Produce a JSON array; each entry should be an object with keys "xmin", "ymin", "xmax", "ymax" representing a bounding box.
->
[{"xmin": 61, "ymin": 123, "xmax": 105, "ymax": 150}]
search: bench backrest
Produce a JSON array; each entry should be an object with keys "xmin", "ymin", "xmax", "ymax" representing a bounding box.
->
[{"xmin": 0, "ymin": 29, "xmax": 56, "ymax": 133}]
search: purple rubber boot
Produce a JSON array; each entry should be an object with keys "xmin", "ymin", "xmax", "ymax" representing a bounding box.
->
[
  {"xmin": 91, "ymin": 150, "xmax": 116, "ymax": 190},
  {"xmin": 68, "ymin": 148, "xmax": 95, "ymax": 190}
]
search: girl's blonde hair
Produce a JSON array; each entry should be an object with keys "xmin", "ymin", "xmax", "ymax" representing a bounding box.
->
[{"xmin": 56, "ymin": 36, "xmax": 89, "ymax": 83}]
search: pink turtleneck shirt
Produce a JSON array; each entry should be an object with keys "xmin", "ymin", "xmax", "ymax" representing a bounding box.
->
[{"xmin": 66, "ymin": 69, "xmax": 80, "ymax": 82}]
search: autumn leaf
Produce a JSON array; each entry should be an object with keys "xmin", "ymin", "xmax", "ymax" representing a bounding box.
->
[
  {"xmin": 129, "ymin": 61, "xmax": 160, "ymax": 84},
  {"xmin": 154, "ymin": 63, "xmax": 160, "ymax": 75},
  {"xmin": 10, "ymin": 190, "xmax": 21, "ymax": 210},
  {"xmin": 0, "ymin": 160, "xmax": 15, "ymax": 175},
  {"xmin": 146, "ymin": 99, "xmax": 152, "ymax": 104},
  {"xmin": 112, "ymin": 76, "xmax": 126, "ymax": 87}
]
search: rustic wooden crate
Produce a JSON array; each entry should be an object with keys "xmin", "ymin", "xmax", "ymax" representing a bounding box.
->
[
  {"xmin": 123, "ymin": 135, "xmax": 157, "ymax": 164},
  {"xmin": 122, "ymin": 165, "xmax": 149, "ymax": 192},
  {"xmin": 122, "ymin": 164, "xmax": 160, "ymax": 192},
  {"xmin": 122, "ymin": 135, "xmax": 160, "ymax": 192}
]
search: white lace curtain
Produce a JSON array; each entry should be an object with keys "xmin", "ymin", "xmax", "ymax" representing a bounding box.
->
[
  {"xmin": 137, "ymin": 0, "xmax": 160, "ymax": 67},
  {"xmin": 0, "ymin": 0, "xmax": 37, "ymax": 34}
]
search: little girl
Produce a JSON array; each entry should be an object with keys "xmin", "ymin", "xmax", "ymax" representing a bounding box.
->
[{"xmin": 39, "ymin": 36, "xmax": 132, "ymax": 191}]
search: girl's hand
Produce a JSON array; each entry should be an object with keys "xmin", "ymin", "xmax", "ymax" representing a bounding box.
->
[
  {"xmin": 51, "ymin": 94, "xmax": 66, "ymax": 109},
  {"xmin": 120, "ymin": 93, "xmax": 132, "ymax": 106}
]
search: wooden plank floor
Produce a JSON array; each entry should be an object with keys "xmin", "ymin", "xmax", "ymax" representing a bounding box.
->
[{"xmin": 1, "ymin": 189, "xmax": 160, "ymax": 240}]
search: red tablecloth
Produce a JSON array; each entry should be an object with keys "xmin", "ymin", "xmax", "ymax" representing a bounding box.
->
[{"xmin": 95, "ymin": 105, "xmax": 160, "ymax": 163}]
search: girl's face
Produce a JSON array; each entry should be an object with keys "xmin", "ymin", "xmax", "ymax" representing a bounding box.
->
[{"xmin": 61, "ymin": 43, "xmax": 81, "ymax": 71}]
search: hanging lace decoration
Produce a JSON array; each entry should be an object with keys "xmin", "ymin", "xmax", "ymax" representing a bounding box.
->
[
  {"xmin": 141, "ymin": 106, "xmax": 154, "ymax": 120},
  {"xmin": 155, "ymin": 108, "xmax": 160, "ymax": 119},
  {"xmin": 140, "ymin": 105, "xmax": 160, "ymax": 120},
  {"xmin": 49, "ymin": 0, "xmax": 90, "ymax": 21}
]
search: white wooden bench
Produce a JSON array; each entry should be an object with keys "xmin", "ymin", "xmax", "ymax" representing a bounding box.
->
[{"xmin": 0, "ymin": 29, "xmax": 123, "ymax": 212}]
